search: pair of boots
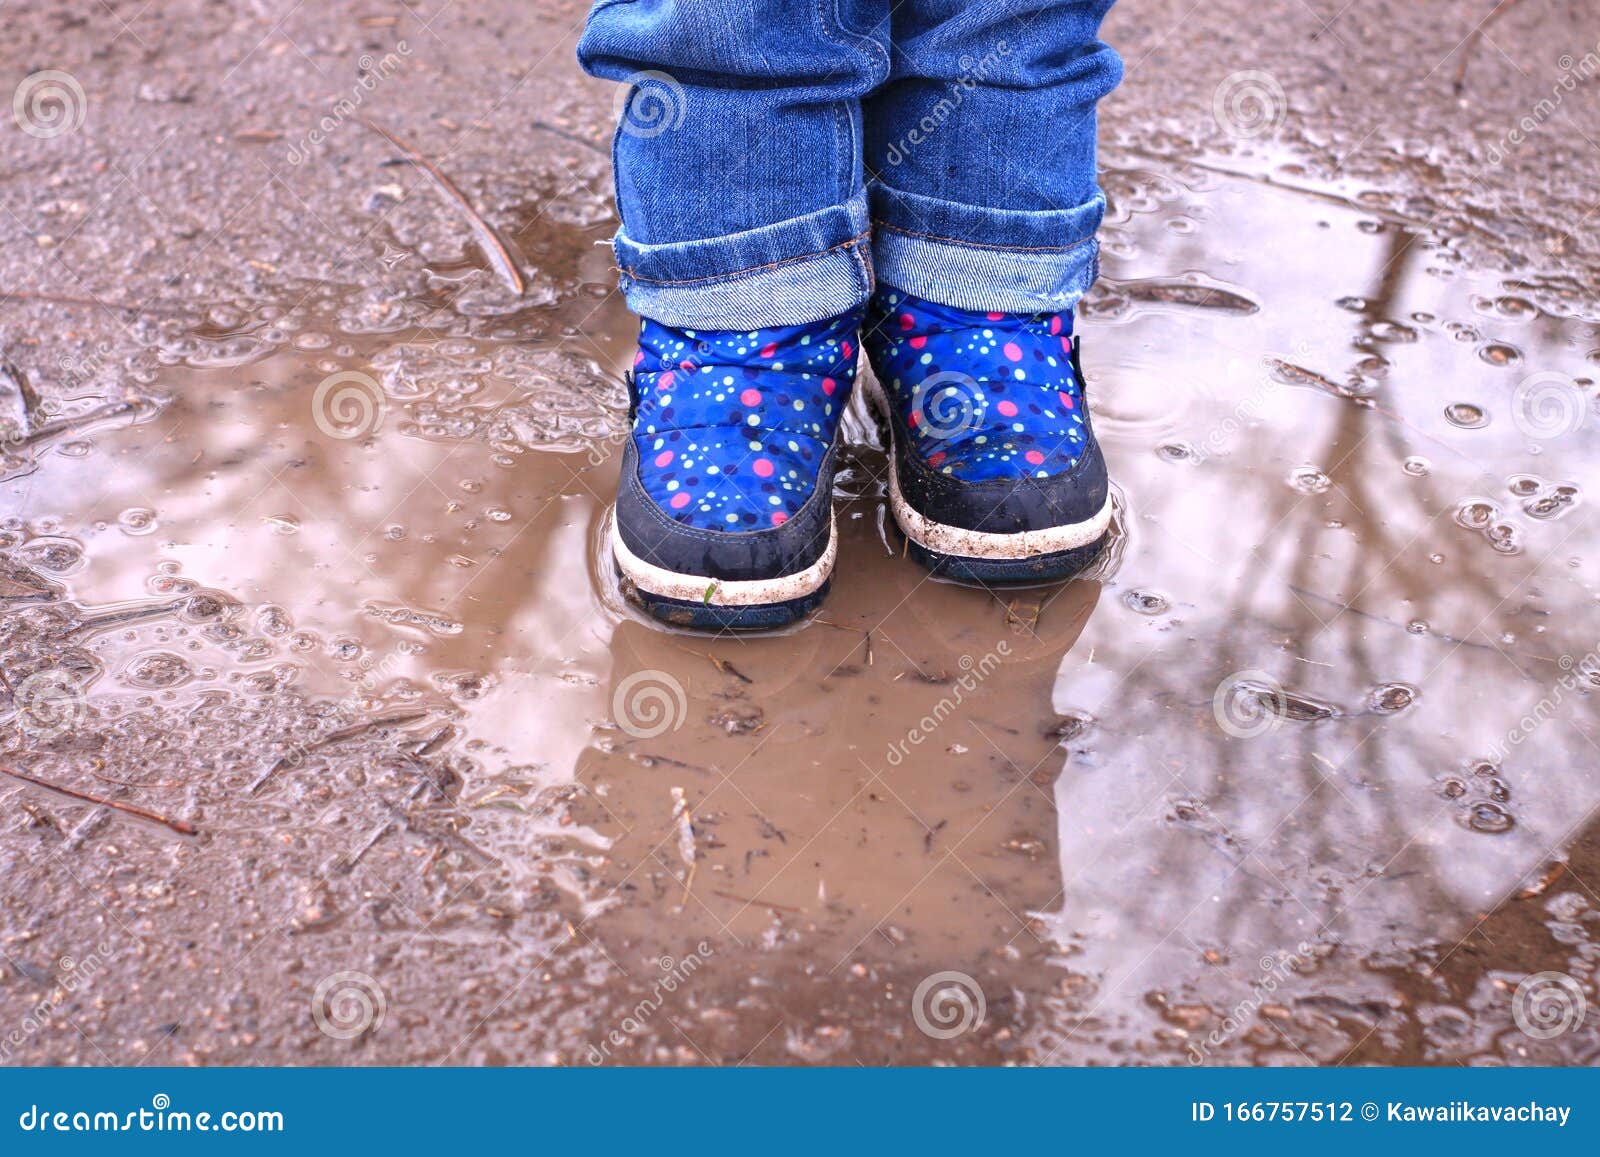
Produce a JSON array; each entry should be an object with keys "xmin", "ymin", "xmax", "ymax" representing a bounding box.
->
[{"xmin": 611, "ymin": 288, "xmax": 1111, "ymax": 629}]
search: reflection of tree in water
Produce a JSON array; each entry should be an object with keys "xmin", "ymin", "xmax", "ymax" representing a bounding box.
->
[{"xmin": 1041, "ymin": 201, "xmax": 1600, "ymax": 1063}]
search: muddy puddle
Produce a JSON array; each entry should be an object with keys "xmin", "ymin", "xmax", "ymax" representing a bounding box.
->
[{"xmin": 4, "ymin": 142, "xmax": 1600, "ymax": 1066}]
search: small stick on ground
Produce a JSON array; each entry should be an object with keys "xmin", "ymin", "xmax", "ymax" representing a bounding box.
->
[
  {"xmin": 711, "ymin": 889, "xmax": 802, "ymax": 915},
  {"xmin": 334, "ymin": 819, "xmax": 395, "ymax": 875},
  {"xmin": 69, "ymin": 597, "xmax": 185, "ymax": 636},
  {"xmin": 248, "ymin": 709, "xmax": 431, "ymax": 795},
  {"xmin": 356, "ymin": 117, "xmax": 526, "ymax": 296},
  {"xmin": 0, "ymin": 357, "xmax": 42, "ymax": 437},
  {"xmin": 90, "ymin": 768, "xmax": 182, "ymax": 789},
  {"xmin": 813, "ymin": 618, "xmax": 873, "ymax": 665},
  {"xmin": 672, "ymin": 642, "xmax": 752, "ymax": 684},
  {"xmin": 529, "ymin": 120, "xmax": 608, "ymax": 158},
  {"xmin": 1453, "ymin": 0, "xmax": 1525, "ymax": 94},
  {"xmin": 18, "ymin": 799, "xmax": 60, "ymax": 834},
  {"xmin": 1, "ymin": 765, "xmax": 196, "ymax": 836},
  {"xmin": 18, "ymin": 400, "xmax": 140, "ymax": 450}
]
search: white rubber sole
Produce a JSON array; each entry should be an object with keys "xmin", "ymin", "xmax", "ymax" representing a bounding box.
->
[
  {"xmin": 610, "ymin": 513, "xmax": 837, "ymax": 607},
  {"xmin": 867, "ymin": 379, "xmax": 1113, "ymax": 559}
]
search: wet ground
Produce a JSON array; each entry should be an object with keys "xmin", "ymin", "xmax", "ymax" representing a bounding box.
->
[{"xmin": 3, "ymin": 0, "xmax": 1600, "ymax": 1065}]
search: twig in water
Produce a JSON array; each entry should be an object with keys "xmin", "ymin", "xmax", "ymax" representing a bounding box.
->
[
  {"xmin": 1453, "ymin": 0, "xmax": 1525, "ymax": 93},
  {"xmin": 711, "ymin": 888, "xmax": 802, "ymax": 914},
  {"xmin": 1, "ymin": 765, "xmax": 196, "ymax": 836},
  {"xmin": 672, "ymin": 643, "xmax": 752, "ymax": 684},
  {"xmin": 248, "ymin": 709, "xmax": 431, "ymax": 795},
  {"xmin": 0, "ymin": 357, "xmax": 42, "ymax": 437},
  {"xmin": 357, "ymin": 117, "xmax": 526, "ymax": 296},
  {"xmin": 18, "ymin": 400, "xmax": 140, "ymax": 450},
  {"xmin": 814, "ymin": 617, "xmax": 873, "ymax": 665}
]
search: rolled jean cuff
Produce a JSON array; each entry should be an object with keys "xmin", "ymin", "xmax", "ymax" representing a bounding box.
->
[
  {"xmin": 612, "ymin": 190, "xmax": 873, "ymax": 330},
  {"xmin": 868, "ymin": 181, "xmax": 1105, "ymax": 315}
]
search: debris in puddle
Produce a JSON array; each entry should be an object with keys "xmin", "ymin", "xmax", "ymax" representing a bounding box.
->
[
  {"xmin": 672, "ymin": 643, "xmax": 752, "ymax": 685},
  {"xmin": 670, "ymin": 785, "xmax": 697, "ymax": 905},
  {"xmin": 706, "ymin": 705, "xmax": 764, "ymax": 735},
  {"xmin": 1006, "ymin": 597, "xmax": 1042, "ymax": 632},
  {"xmin": 356, "ymin": 117, "xmax": 526, "ymax": 296},
  {"xmin": 0, "ymin": 765, "xmax": 196, "ymax": 836},
  {"xmin": 711, "ymin": 888, "xmax": 801, "ymax": 914},
  {"xmin": 1515, "ymin": 861, "xmax": 1567, "ymax": 900},
  {"xmin": 247, "ymin": 709, "xmax": 433, "ymax": 795}
]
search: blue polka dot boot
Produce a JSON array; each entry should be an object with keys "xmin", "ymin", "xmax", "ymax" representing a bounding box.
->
[
  {"xmin": 611, "ymin": 309, "xmax": 862, "ymax": 629},
  {"xmin": 862, "ymin": 288, "xmax": 1111, "ymax": 583}
]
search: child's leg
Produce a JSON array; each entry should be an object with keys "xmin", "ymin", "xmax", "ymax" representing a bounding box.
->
[
  {"xmin": 578, "ymin": 2, "xmax": 889, "ymax": 628},
  {"xmin": 860, "ymin": 1, "xmax": 1122, "ymax": 582},
  {"xmin": 864, "ymin": 0, "xmax": 1121, "ymax": 314},
  {"xmin": 578, "ymin": 0, "xmax": 889, "ymax": 329}
]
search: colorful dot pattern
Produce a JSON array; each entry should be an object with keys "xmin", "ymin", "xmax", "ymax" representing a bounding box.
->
[
  {"xmin": 864, "ymin": 289, "xmax": 1086, "ymax": 482},
  {"xmin": 631, "ymin": 309, "xmax": 862, "ymax": 531}
]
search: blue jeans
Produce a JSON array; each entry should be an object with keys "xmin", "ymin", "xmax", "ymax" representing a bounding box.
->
[{"xmin": 577, "ymin": 0, "xmax": 1121, "ymax": 329}]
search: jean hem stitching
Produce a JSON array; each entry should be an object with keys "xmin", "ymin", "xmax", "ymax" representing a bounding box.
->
[
  {"xmin": 620, "ymin": 229, "xmax": 873, "ymax": 287},
  {"xmin": 870, "ymin": 219, "xmax": 1095, "ymax": 255}
]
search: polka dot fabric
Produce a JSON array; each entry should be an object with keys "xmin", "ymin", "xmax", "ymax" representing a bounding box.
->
[
  {"xmin": 864, "ymin": 289, "xmax": 1085, "ymax": 483},
  {"xmin": 630, "ymin": 309, "xmax": 862, "ymax": 531}
]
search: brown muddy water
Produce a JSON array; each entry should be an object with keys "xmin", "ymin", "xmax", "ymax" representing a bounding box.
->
[
  {"xmin": 9, "ymin": 153, "xmax": 1600, "ymax": 1068},
  {"xmin": 6, "ymin": 143, "xmax": 1600, "ymax": 1064}
]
